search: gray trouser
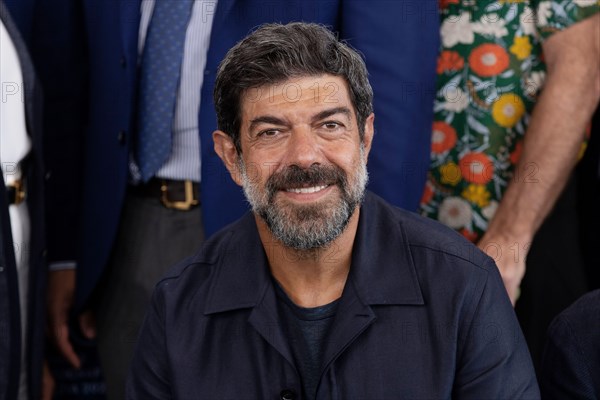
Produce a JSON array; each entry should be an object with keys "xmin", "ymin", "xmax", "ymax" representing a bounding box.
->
[{"xmin": 96, "ymin": 191, "xmax": 204, "ymax": 400}]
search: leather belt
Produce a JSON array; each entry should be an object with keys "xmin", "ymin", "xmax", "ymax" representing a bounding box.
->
[
  {"xmin": 131, "ymin": 178, "xmax": 200, "ymax": 211},
  {"xmin": 6, "ymin": 179, "xmax": 26, "ymax": 205}
]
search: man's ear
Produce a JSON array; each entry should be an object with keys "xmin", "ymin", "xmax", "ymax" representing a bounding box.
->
[
  {"xmin": 361, "ymin": 113, "xmax": 375, "ymax": 163},
  {"xmin": 213, "ymin": 130, "xmax": 243, "ymax": 186}
]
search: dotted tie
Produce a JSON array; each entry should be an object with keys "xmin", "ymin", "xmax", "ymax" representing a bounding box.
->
[{"xmin": 136, "ymin": 0, "xmax": 194, "ymax": 182}]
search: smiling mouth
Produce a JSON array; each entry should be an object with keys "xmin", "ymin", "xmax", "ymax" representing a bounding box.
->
[{"xmin": 284, "ymin": 184, "xmax": 330, "ymax": 194}]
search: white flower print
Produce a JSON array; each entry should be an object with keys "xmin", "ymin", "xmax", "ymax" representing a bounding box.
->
[
  {"xmin": 525, "ymin": 71, "xmax": 547, "ymax": 96},
  {"xmin": 441, "ymin": 11, "xmax": 475, "ymax": 48},
  {"xmin": 519, "ymin": 7, "xmax": 537, "ymax": 36},
  {"xmin": 471, "ymin": 13, "xmax": 509, "ymax": 38},
  {"xmin": 537, "ymin": 1, "xmax": 553, "ymax": 27},
  {"xmin": 573, "ymin": 0, "xmax": 596, "ymax": 7},
  {"xmin": 439, "ymin": 197, "xmax": 473, "ymax": 229},
  {"xmin": 442, "ymin": 87, "xmax": 469, "ymax": 112},
  {"xmin": 481, "ymin": 200, "xmax": 499, "ymax": 220}
]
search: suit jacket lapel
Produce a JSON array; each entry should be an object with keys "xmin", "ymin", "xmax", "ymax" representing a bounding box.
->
[{"xmin": 119, "ymin": 0, "xmax": 141, "ymax": 62}]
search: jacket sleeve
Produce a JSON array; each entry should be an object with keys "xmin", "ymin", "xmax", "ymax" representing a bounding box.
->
[
  {"xmin": 0, "ymin": 172, "xmax": 21, "ymax": 400},
  {"xmin": 30, "ymin": 0, "xmax": 88, "ymax": 264},
  {"xmin": 339, "ymin": 0, "xmax": 439, "ymax": 211},
  {"xmin": 126, "ymin": 284, "xmax": 172, "ymax": 400},
  {"xmin": 453, "ymin": 260, "xmax": 540, "ymax": 399}
]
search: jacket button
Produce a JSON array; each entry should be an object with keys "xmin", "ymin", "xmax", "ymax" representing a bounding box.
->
[
  {"xmin": 279, "ymin": 389, "xmax": 296, "ymax": 400},
  {"xmin": 120, "ymin": 56, "xmax": 126, "ymax": 68},
  {"xmin": 117, "ymin": 130, "xmax": 127, "ymax": 145}
]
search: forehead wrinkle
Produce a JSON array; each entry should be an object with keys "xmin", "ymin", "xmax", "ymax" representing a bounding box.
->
[
  {"xmin": 241, "ymin": 75, "xmax": 354, "ymax": 135},
  {"xmin": 248, "ymin": 115, "xmax": 289, "ymax": 132},
  {"xmin": 311, "ymin": 106, "xmax": 353, "ymax": 123}
]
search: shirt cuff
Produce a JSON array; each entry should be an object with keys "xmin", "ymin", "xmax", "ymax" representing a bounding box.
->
[{"xmin": 48, "ymin": 261, "xmax": 77, "ymax": 271}]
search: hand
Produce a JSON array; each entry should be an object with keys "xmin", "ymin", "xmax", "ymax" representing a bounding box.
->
[
  {"xmin": 42, "ymin": 360, "xmax": 55, "ymax": 400},
  {"xmin": 47, "ymin": 269, "xmax": 97, "ymax": 369},
  {"xmin": 477, "ymin": 233, "xmax": 529, "ymax": 306}
]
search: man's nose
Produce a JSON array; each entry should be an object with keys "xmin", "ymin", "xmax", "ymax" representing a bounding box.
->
[{"xmin": 284, "ymin": 127, "xmax": 322, "ymax": 168}]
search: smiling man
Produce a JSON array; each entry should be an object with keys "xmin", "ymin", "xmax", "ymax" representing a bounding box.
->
[
  {"xmin": 127, "ymin": 23, "xmax": 539, "ymax": 399},
  {"xmin": 234, "ymin": 75, "xmax": 368, "ymax": 254}
]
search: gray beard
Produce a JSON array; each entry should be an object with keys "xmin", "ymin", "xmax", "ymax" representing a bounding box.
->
[{"xmin": 239, "ymin": 149, "xmax": 368, "ymax": 251}]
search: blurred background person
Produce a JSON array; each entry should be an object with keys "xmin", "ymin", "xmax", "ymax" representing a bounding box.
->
[
  {"xmin": 540, "ymin": 289, "xmax": 600, "ymax": 398},
  {"xmin": 420, "ymin": 0, "xmax": 599, "ymax": 371},
  {"xmin": 577, "ymin": 104, "xmax": 600, "ymax": 292},
  {"xmin": 0, "ymin": 1, "xmax": 46, "ymax": 399},
  {"xmin": 4, "ymin": 0, "xmax": 104, "ymax": 397}
]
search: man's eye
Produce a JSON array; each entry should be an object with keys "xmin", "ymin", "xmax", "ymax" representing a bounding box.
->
[
  {"xmin": 323, "ymin": 121, "xmax": 341, "ymax": 129},
  {"xmin": 258, "ymin": 129, "xmax": 280, "ymax": 137}
]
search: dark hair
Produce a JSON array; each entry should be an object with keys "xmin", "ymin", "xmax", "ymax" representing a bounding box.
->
[{"xmin": 213, "ymin": 22, "xmax": 374, "ymax": 152}]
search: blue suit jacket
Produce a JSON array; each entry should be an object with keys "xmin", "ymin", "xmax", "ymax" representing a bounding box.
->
[
  {"xmin": 0, "ymin": 2, "xmax": 46, "ymax": 399},
  {"xmin": 39, "ymin": 0, "xmax": 439, "ymax": 310},
  {"xmin": 128, "ymin": 192, "xmax": 540, "ymax": 399}
]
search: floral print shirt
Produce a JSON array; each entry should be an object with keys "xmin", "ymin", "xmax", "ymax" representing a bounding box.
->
[{"xmin": 420, "ymin": 0, "xmax": 598, "ymax": 242}]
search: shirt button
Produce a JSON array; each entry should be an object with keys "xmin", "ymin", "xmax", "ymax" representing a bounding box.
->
[
  {"xmin": 204, "ymin": 69, "xmax": 210, "ymax": 75},
  {"xmin": 117, "ymin": 130, "xmax": 127, "ymax": 145},
  {"xmin": 279, "ymin": 389, "xmax": 296, "ymax": 400}
]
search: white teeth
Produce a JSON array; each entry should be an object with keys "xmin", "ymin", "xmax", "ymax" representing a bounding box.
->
[{"xmin": 285, "ymin": 185, "xmax": 329, "ymax": 194}]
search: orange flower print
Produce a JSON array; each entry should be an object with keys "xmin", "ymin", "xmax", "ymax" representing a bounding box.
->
[
  {"xmin": 437, "ymin": 51, "xmax": 465, "ymax": 74},
  {"xmin": 468, "ymin": 44, "xmax": 510, "ymax": 77},
  {"xmin": 439, "ymin": 0, "xmax": 459, "ymax": 9},
  {"xmin": 460, "ymin": 228, "xmax": 479, "ymax": 243},
  {"xmin": 509, "ymin": 140, "xmax": 523, "ymax": 165},
  {"xmin": 421, "ymin": 181, "xmax": 435, "ymax": 205},
  {"xmin": 459, "ymin": 152, "xmax": 494, "ymax": 184},
  {"xmin": 432, "ymin": 121, "xmax": 458, "ymax": 154}
]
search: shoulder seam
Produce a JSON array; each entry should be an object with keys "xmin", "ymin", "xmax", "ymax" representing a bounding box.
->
[
  {"xmin": 154, "ymin": 261, "xmax": 210, "ymax": 288},
  {"xmin": 408, "ymin": 243, "xmax": 492, "ymax": 270}
]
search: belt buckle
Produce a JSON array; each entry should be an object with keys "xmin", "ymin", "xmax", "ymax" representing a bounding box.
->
[
  {"xmin": 8, "ymin": 179, "xmax": 26, "ymax": 205},
  {"xmin": 160, "ymin": 180, "xmax": 198, "ymax": 211}
]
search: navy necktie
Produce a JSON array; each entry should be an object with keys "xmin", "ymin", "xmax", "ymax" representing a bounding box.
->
[{"xmin": 136, "ymin": 0, "xmax": 194, "ymax": 182}]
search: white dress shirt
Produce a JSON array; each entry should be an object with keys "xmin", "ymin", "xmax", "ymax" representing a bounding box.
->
[{"xmin": 131, "ymin": 0, "xmax": 217, "ymax": 182}]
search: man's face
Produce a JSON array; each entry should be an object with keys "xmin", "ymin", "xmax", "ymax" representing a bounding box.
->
[{"xmin": 225, "ymin": 74, "xmax": 374, "ymax": 250}]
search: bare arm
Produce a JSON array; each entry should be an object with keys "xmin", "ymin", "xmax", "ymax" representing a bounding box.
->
[{"xmin": 479, "ymin": 14, "xmax": 600, "ymax": 304}]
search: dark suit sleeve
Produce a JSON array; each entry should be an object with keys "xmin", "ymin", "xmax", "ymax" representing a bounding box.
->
[
  {"xmin": 126, "ymin": 284, "xmax": 172, "ymax": 400},
  {"xmin": 30, "ymin": 0, "xmax": 88, "ymax": 264},
  {"xmin": 453, "ymin": 260, "xmax": 540, "ymax": 399},
  {"xmin": 540, "ymin": 314, "xmax": 597, "ymax": 399},
  {"xmin": 339, "ymin": 0, "xmax": 439, "ymax": 211},
  {"xmin": 0, "ymin": 174, "xmax": 21, "ymax": 400}
]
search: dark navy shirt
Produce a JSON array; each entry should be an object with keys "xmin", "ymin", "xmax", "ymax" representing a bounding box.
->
[
  {"xmin": 127, "ymin": 192, "xmax": 540, "ymax": 399},
  {"xmin": 275, "ymin": 281, "xmax": 339, "ymax": 400}
]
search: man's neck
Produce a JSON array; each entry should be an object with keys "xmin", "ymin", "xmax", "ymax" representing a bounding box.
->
[{"xmin": 256, "ymin": 210, "xmax": 360, "ymax": 308}]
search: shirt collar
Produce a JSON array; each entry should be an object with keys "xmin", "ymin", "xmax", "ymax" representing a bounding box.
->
[{"xmin": 203, "ymin": 191, "xmax": 424, "ymax": 315}]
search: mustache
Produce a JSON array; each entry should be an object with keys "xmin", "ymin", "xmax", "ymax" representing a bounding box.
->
[{"xmin": 266, "ymin": 164, "xmax": 347, "ymax": 195}]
